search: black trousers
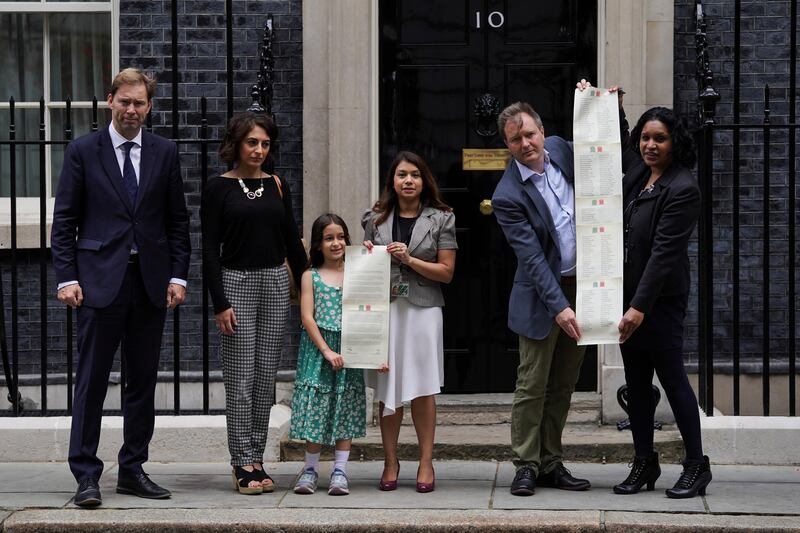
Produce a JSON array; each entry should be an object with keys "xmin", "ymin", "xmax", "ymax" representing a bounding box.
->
[
  {"xmin": 620, "ymin": 342, "xmax": 703, "ymax": 461},
  {"xmin": 69, "ymin": 260, "xmax": 166, "ymax": 482}
]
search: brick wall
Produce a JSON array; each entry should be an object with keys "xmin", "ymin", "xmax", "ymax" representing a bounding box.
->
[{"xmin": 674, "ymin": 0, "xmax": 799, "ymax": 368}]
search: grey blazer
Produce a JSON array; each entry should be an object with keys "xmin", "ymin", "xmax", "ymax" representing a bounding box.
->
[{"xmin": 361, "ymin": 206, "xmax": 458, "ymax": 307}]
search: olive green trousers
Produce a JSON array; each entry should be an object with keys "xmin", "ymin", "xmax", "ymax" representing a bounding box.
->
[{"xmin": 511, "ymin": 283, "xmax": 586, "ymax": 475}]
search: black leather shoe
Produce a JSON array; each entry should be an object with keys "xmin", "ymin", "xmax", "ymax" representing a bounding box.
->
[
  {"xmin": 116, "ymin": 471, "xmax": 172, "ymax": 499},
  {"xmin": 666, "ymin": 455, "xmax": 712, "ymax": 499},
  {"xmin": 510, "ymin": 466, "xmax": 536, "ymax": 496},
  {"xmin": 614, "ymin": 452, "xmax": 661, "ymax": 495},
  {"xmin": 74, "ymin": 478, "xmax": 102, "ymax": 508},
  {"xmin": 537, "ymin": 464, "xmax": 591, "ymax": 491}
]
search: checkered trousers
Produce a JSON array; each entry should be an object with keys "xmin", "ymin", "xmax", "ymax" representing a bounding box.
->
[{"xmin": 219, "ymin": 265, "xmax": 289, "ymax": 466}]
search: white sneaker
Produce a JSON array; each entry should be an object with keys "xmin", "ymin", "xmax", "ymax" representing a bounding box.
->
[
  {"xmin": 293, "ymin": 467, "xmax": 318, "ymax": 494},
  {"xmin": 328, "ymin": 468, "xmax": 350, "ymax": 495}
]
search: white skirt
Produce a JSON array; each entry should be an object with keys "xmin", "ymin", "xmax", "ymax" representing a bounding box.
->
[{"xmin": 366, "ymin": 298, "xmax": 444, "ymax": 416}]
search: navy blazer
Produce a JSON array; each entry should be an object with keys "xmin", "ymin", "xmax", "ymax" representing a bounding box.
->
[
  {"xmin": 622, "ymin": 158, "xmax": 700, "ymax": 314},
  {"xmin": 51, "ymin": 128, "xmax": 191, "ymax": 309},
  {"xmin": 492, "ymin": 136, "xmax": 575, "ymax": 340}
]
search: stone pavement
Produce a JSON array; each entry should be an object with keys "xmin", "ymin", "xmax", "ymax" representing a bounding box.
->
[{"xmin": 0, "ymin": 460, "xmax": 799, "ymax": 532}]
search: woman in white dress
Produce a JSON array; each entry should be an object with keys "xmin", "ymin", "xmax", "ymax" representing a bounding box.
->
[{"xmin": 362, "ymin": 151, "xmax": 457, "ymax": 493}]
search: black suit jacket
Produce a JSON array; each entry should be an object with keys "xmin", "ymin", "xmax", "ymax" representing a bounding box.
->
[
  {"xmin": 51, "ymin": 127, "xmax": 191, "ymax": 308},
  {"xmin": 622, "ymin": 158, "xmax": 700, "ymax": 314}
]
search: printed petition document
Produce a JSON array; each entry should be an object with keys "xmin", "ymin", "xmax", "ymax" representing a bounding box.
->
[
  {"xmin": 573, "ymin": 88, "xmax": 624, "ymax": 345},
  {"xmin": 340, "ymin": 245, "xmax": 391, "ymax": 368}
]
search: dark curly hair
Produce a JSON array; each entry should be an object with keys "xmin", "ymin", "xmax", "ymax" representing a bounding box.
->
[
  {"xmin": 372, "ymin": 151, "xmax": 451, "ymax": 226},
  {"xmin": 630, "ymin": 107, "xmax": 696, "ymax": 169},
  {"xmin": 308, "ymin": 213, "xmax": 351, "ymax": 268},
  {"xmin": 218, "ymin": 112, "xmax": 279, "ymax": 166}
]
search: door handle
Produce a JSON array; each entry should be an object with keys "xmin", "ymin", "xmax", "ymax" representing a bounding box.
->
[{"xmin": 479, "ymin": 199, "xmax": 493, "ymax": 215}]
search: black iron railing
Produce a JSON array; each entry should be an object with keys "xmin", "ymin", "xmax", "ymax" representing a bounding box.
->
[
  {"xmin": 0, "ymin": 95, "xmax": 221, "ymax": 416},
  {"xmin": 0, "ymin": 16, "xmax": 279, "ymax": 417},
  {"xmin": 695, "ymin": 0, "xmax": 799, "ymax": 416}
]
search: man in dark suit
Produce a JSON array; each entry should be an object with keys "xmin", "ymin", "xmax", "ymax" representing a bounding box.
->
[
  {"xmin": 492, "ymin": 101, "xmax": 591, "ymax": 496},
  {"xmin": 51, "ymin": 68, "xmax": 191, "ymax": 507}
]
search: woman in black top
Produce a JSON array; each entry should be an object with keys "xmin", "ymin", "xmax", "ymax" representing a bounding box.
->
[
  {"xmin": 201, "ymin": 112, "xmax": 306, "ymax": 494},
  {"xmin": 614, "ymin": 107, "xmax": 711, "ymax": 498}
]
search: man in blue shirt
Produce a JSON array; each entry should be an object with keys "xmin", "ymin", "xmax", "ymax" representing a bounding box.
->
[{"xmin": 492, "ymin": 101, "xmax": 590, "ymax": 496}]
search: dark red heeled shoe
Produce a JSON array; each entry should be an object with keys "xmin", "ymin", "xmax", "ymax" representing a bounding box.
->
[
  {"xmin": 378, "ymin": 461, "xmax": 400, "ymax": 491},
  {"xmin": 416, "ymin": 467, "xmax": 435, "ymax": 493}
]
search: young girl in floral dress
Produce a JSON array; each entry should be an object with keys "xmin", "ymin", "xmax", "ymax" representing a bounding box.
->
[{"xmin": 289, "ymin": 214, "xmax": 366, "ymax": 495}]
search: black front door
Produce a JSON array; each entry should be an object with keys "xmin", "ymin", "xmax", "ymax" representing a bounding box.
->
[{"xmin": 379, "ymin": 0, "xmax": 598, "ymax": 393}]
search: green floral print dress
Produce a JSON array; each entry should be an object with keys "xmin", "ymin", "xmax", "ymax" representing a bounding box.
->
[{"xmin": 289, "ymin": 269, "xmax": 366, "ymax": 445}]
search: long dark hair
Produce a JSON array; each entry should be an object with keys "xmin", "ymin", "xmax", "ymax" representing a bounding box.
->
[
  {"xmin": 308, "ymin": 213, "xmax": 351, "ymax": 268},
  {"xmin": 372, "ymin": 151, "xmax": 451, "ymax": 226},
  {"xmin": 630, "ymin": 107, "xmax": 696, "ymax": 169}
]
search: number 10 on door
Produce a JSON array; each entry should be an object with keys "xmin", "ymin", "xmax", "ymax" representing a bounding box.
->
[{"xmin": 475, "ymin": 11, "xmax": 505, "ymax": 29}]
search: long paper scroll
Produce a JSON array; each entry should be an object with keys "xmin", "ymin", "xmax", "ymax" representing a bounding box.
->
[
  {"xmin": 340, "ymin": 245, "xmax": 391, "ymax": 368},
  {"xmin": 573, "ymin": 89, "xmax": 624, "ymax": 345}
]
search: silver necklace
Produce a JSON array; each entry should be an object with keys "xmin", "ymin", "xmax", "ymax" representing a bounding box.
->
[{"xmin": 237, "ymin": 177, "xmax": 264, "ymax": 200}]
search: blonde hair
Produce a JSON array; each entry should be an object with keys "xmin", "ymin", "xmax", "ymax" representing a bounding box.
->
[{"xmin": 109, "ymin": 68, "xmax": 157, "ymax": 101}]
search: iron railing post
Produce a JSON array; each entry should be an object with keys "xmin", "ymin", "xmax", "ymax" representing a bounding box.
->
[
  {"xmin": 171, "ymin": 0, "xmax": 182, "ymax": 416},
  {"xmin": 65, "ymin": 98, "xmax": 77, "ymax": 415},
  {"xmin": 762, "ymin": 85, "xmax": 771, "ymax": 416},
  {"xmin": 200, "ymin": 96, "xmax": 210, "ymax": 415},
  {"xmin": 695, "ymin": 0, "xmax": 720, "ymax": 415},
  {"xmin": 788, "ymin": 0, "xmax": 798, "ymax": 417},
  {"xmin": 9, "ymin": 97, "xmax": 20, "ymax": 416},
  {"xmin": 731, "ymin": 0, "xmax": 741, "ymax": 416},
  {"xmin": 0, "ymin": 99, "xmax": 19, "ymax": 411},
  {"xmin": 225, "ymin": 0, "xmax": 234, "ymax": 122},
  {"xmin": 38, "ymin": 98, "xmax": 47, "ymax": 414}
]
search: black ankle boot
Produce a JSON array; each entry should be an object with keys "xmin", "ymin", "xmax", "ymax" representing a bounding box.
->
[
  {"xmin": 613, "ymin": 452, "xmax": 661, "ymax": 495},
  {"xmin": 666, "ymin": 455, "xmax": 712, "ymax": 499}
]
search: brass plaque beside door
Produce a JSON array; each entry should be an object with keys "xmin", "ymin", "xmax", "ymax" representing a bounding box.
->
[{"xmin": 462, "ymin": 149, "xmax": 511, "ymax": 171}]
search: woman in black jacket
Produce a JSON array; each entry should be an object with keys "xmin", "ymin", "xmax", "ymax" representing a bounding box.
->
[{"xmin": 614, "ymin": 107, "xmax": 711, "ymax": 499}]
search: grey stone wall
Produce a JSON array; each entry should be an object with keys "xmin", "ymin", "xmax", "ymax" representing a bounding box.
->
[
  {"xmin": 1, "ymin": 0, "xmax": 303, "ymax": 378},
  {"xmin": 674, "ymin": 0, "xmax": 799, "ymax": 369}
]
